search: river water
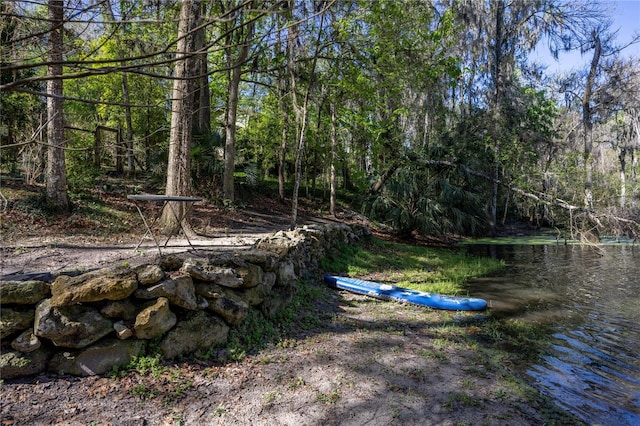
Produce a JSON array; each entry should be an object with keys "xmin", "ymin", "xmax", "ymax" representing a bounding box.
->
[{"xmin": 466, "ymin": 244, "xmax": 640, "ymax": 425}]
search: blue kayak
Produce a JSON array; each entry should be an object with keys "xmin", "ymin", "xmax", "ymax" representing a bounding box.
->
[{"xmin": 324, "ymin": 275, "xmax": 487, "ymax": 311}]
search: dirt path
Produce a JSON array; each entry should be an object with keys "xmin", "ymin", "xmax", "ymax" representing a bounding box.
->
[
  {"xmin": 0, "ymin": 205, "xmax": 336, "ymax": 277},
  {"xmin": 0, "ymin": 233, "xmax": 273, "ymax": 277}
]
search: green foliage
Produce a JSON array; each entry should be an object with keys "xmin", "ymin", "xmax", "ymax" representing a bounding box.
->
[
  {"xmin": 442, "ymin": 391, "xmax": 480, "ymax": 409},
  {"xmin": 66, "ymin": 162, "xmax": 101, "ymax": 198},
  {"xmin": 225, "ymin": 278, "xmax": 331, "ymax": 361},
  {"xmin": 365, "ymin": 155, "xmax": 489, "ymax": 238},
  {"xmin": 1, "ymin": 0, "xmax": 633, "ymax": 240},
  {"xmin": 191, "ymin": 129, "xmax": 225, "ymax": 199},
  {"xmin": 227, "ymin": 308, "xmax": 277, "ymax": 360},
  {"xmin": 319, "ymin": 242, "xmax": 370, "ymax": 275},
  {"xmin": 125, "ymin": 354, "xmax": 167, "ymax": 378},
  {"xmin": 130, "ymin": 384, "xmax": 157, "ymax": 400}
]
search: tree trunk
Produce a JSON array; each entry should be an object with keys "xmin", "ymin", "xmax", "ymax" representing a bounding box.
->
[
  {"xmin": 223, "ymin": 66, "xmax": 241, "ymax": 202},
  {"xmin": 278, "ymin": 97, "xmax": 289, "ymax": 203},
  {"xmin": 45, "ymin": 0, "xmax": 70, "ymax": 213},
  {"xmin": 582, "ymin": 34, "xmax": 601, "ymax": 210},
  {"xmin": 630, "ymin": 111, "xmax": 639, "ymax": 208},
  {"xmin": 368, "ymin": 160, "xmax": 401, "ymax": 195},
  {"xmin": 160, "ymin": 0, "xmax": 200, "ymax": 235},
  {"xmin": 100, "ymin": 2, "xmax": 135, "ymax": 177},
  {"xmin": 329, "ymin": 102, "xmax": 337, "ymax": 217},
  {"xmin": 194, "ymin": 4, "xmax": 211, "ymax": 135},
  {"xmin": 94, "ymin": 126, "xmax": 101, "ymax": 168},
  {"xmin": 288, "ymin": 21, "xmax": 306, "ymax": 230},
  {"xmin": 122, "ymin": 73, "xmax": 135, "ymax": 176},
  {"xmin": 36, "ymin": 112, "xmax": 46, "ymax": 184},
  {"xmin": 488, "ymin": 0, "xmax": 505, "ymax": 235},
  {"xmin": 276, "ymin": 26, "xmax": 288, "ymax": 203},
  {"xmin": 115, "ymin": 128, "xmax": 123, "ymax": 174},
  {"xmin": 619, "ymin": 147, "xmax": 627, "ymax": 208},
  {"xmin": 223, "ymin": 4, "xmax": 255, "ymax": 203},
  {"xmin": 289, "ymin": 9, "xmax": 325, "ymax": 230},
  {"xmin": 289, "ymin": 86, "xmax": 310, "ymax": 230},
  {"xmin": 490, "ymin": 160, "xmax": 499, "ymax": 232}
]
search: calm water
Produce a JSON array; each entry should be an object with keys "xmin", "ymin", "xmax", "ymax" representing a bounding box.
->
[{"xmin": 466, "ymin": 244, "xmax": 640, "ymax": 425}]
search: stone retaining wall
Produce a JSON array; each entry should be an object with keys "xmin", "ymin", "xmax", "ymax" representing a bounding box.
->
[{"xmin": 0, "ymin": 223, "xmax": 370, "ymax": 379}]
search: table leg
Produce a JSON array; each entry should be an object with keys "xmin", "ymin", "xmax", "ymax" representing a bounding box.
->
[
  {"xmin": 163, "ymin": 200, "xmax": 198, "ymax": 252},
  {"xmin": 132, "ymin": 202, "xmax": 163, "ymax": 256}
]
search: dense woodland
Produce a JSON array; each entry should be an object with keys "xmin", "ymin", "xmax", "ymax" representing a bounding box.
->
[{"xmin": 1, "ymin": 0, "xmax": 639, "ymax": 240}]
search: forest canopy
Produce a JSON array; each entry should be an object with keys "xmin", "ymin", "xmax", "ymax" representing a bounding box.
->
[{"xmin": 1, "ymin": 0, "xmax": 639, "ymax": 240}]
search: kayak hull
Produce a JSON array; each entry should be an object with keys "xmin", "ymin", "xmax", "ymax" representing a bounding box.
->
[{"xmin": 324, "ymin": 275, "xmax": 487, "ymax": 311}]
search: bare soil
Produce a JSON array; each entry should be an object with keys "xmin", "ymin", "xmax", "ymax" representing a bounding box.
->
[
  {"xmin": 0, "ymin": 184, "xmax": 579, "ymax": 425},
  {"xmin": 0, "ymin": 182, "xmax": 342, "ymax": 276}
]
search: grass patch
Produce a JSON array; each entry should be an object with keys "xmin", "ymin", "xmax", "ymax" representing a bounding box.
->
[
  {"xmin": 226, "ymin": 279, "xmax": 332, "ymax": 361},
  {"xmin": 316, "ymin": 388, "xmax": 341, "ymax": 404},
  {"xmin": 262, "ymin": 390, "xmax": 282, "ymax": 407},
  {"xmin": 321, "ymin": 237, "xmax": 503, "ymax": 295},
  {"xmin": 112, "ymin": 353, "xmax": 167, "ymax": 378},
  {"xmin": 476, "ymin": 318, "xmax": 553, "ymax": 362},
  {"xmin": 226, "ymin": 308, "xmax": 277, "ymax": 361},
  {"xmin": 443, "ymin": 391, "xmax": 480, "ymax": 409}
]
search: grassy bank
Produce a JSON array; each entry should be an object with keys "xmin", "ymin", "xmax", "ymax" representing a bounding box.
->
[
  {"xmin": 316, "ymin": 237, "xmax": 583, "ymax": 425},
  {"xmin": 320, "ymin": 237, "xmax": 504, "ymax": 295}
]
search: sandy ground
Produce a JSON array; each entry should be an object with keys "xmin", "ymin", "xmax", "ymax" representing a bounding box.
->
[
  {"xmin": 1, "ymin": 285, "xmax": 575, "ymax": 426},
  {"xmin": 0, "ymin": 232, "xmax": 273, "ymax": 278},
  {"xmin": 0, "ymin": 202, "xmax": 580, "ymax": 425}
]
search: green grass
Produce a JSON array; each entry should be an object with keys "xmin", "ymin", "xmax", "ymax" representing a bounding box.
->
[
  {"xmin": 320, "ymin": 237, "xmax": 504, "ymax": 295},
  {"xmin": 225, "ymin": 279, "xmax": 334, "ymax": 361}
]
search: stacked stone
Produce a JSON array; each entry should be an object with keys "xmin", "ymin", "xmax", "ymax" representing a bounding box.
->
[{"xmin": 0, "ymin": 223, "xmax": 370, "ymax": 379}]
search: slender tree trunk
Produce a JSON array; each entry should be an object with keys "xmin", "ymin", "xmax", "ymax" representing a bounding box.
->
[
  {"xmin": 633, "ymin": 149, "xmax": 638, "ymax": 209},
  {"xmin": 629, "ymin": 111, "xmax": 639, "ymax": 208},
  {"xmin": 288, "ymin": 22, "xmax": 306, "ymax": 230},
  {"xmin": 100, "ymin": 2, "xmax": 135, "ymax": 177},
  {"xmin": 329, "ymin": 102, "xmax": 337, "ymax": 216},
  {"xmin": 145, "ymin": 81, "xmax": 153, "ymax": 170},
  {"xmin": 289, "ymin": 86, "xmax": 310, "ymax": 230},
  {"xmin": 289, "ymin": 10, "xmax": 325, "ymax": 230},
  {"xmin": 619, "ymin": 147, "xmax": 627, "ymax": 208},
  {"xmin": 223, "ymin": 5, "xmax": 255, "ymax": 203},
  {"xmin": 582, "ymin": 34, "xmax": 601, "ymax": 210},
  {"xmin": 45, "ymin": 0, "xmax": 70, "ymax": 213},
  {"xmin": 116, "ymin": 128, "xmax": 123, "ymax": 173},
  {"xmin": 122, "ymin": 73, "xmax": 135, "ymax": 176},
  {"xmin": 488, "ymin": 0, "xmax": 505, "ymax": 235},
  {"xmin": 368, "ymin": 160, "xmax": 401, "ymax": 195},
  {"xmin": 194, "ymin": 4, "xmax": 211, "ymax": 135},
  {"xmin": 278, "ymin": 97, "xmax": 289, "ymax": 202},
  {"xmin": 161, "ymin": 0, "xmax": 200, "ymax": 235},
  {"xmin": 223, "ymin": 65, "xmax": 240, "ymax": 202},
  {"xmin": 37, "ymin": 112, "xmax": 46, "ymax": 183},
  {"xmin": 276, "ymin": 26, "xmax": 288, "ymax": 202}
]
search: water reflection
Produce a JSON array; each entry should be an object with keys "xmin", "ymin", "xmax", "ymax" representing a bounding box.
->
[{"xmin": 467, "ymin": 244, "xmax": 640, "ymax": 425}]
